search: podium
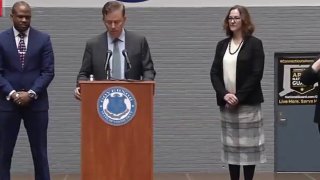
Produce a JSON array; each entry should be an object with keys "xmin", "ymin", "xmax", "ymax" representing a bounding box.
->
[{"xmin": 79, "ymin": 80, "xmax": 154, "ymax": 180}]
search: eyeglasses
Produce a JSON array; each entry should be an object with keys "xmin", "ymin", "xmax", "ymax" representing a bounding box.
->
[{"xmin": 228, "ymin": 16, "xmax": 241, "ymax": 21}]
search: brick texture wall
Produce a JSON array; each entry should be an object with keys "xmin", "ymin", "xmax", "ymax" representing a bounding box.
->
[{"xmin": 0, "ymin": 6, "xmax": 320, "ymax": 173}]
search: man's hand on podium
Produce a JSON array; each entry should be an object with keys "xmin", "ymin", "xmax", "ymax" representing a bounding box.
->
[{"xmin": 74, "ymin": 87, "xmax": 81, "ymax": 100}]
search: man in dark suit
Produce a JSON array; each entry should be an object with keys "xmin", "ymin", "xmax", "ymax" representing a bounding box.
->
[
  {"xmin": 0, "ymin": 1, "xmax": 54, "ymax": 179},
  {"xmin": 74, "ymin": 1, "xmax": 156, "ymax": 100},
  {"xmin": 301, "ymin": 57, "xmax": 320, "ymax": 133}
]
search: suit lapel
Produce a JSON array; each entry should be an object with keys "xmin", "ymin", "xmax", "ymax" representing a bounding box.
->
[
  {"xmin": 221, "ymin": 38, "xmax": 230, "ymax": 57},
  {"xmin": 6, "ymin": 29, "xmax": 22, "ymax": 69},
  {"xmin": 125, "ymin": 30, "xmax": 133, "ymax": 55},
  {"xmin": 124, "ymin": 30, "xmax": 133, "ymax": 68},
  {"xmin": 24, "ymin": 28, "xmax": 34, "ymax": 68},
  {"xmin": 97, "ymin": 32, "xmax": 108, "ymax": 69},
  {"xmin": 100, "ymin": 32, "xmax": 108, "ymax": 55}
]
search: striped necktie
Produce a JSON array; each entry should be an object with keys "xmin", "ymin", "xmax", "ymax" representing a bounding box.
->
[{"xmin": 18, "ymin": 33, "xmax": 27, "ymax": 68}]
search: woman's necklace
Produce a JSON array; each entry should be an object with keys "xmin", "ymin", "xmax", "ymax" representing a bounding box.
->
[{"xmin": 228, "ymin": 39, "xmax": 244, "ymax": 55}]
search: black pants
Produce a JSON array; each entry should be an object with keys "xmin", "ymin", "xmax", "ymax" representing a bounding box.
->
[{"xmin": 229, "ymin": 164, "xmax": 256, "ymax": 180}]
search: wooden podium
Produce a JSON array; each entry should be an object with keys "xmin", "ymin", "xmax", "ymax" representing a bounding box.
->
[{"xmin": 79, "ymin": 80, "xmax": 154, "ymax": 180}]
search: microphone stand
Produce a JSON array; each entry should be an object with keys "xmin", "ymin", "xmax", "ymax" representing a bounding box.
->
[
  {"xmin": 122, "ymin": 49, "xmax": 132, "ymax": 79},
  {"xmin": 105, "ymin": 50, "xmax": 112, "ymax": 80}
]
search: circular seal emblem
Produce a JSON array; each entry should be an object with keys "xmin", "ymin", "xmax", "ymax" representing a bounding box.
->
[{"xmin": 97, "ymin": 87, "xmax": 137, "ymax": 126}]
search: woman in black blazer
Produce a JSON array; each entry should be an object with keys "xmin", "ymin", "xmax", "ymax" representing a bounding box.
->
[{"xmin": 210, "ymin": 5, "xmax": 266, "ymax": 180}]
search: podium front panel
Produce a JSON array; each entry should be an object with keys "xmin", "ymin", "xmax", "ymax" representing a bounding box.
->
[{"xmin": 80, "ymin": 81, "xmax": 154, "ymax": 180}]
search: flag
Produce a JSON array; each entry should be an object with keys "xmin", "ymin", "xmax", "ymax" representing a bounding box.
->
[{"xmin": 0, "ymin": 0, "xmax": 2, "ymax": 17}]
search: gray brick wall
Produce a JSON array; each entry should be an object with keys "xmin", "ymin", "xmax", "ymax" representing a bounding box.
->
[{"xmin": 0, "ymin": 6, "xmax": 320, "ymax": 173}]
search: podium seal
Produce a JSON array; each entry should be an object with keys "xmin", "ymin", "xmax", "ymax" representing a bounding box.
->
[{"xmin": 97, "ymin": 86, "xmax": 137, "ymax": 126}]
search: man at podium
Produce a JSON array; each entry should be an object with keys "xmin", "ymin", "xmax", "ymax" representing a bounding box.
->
[{"xmin": 74, "ymin": 1, "xmax": 156, "ymax": 100}]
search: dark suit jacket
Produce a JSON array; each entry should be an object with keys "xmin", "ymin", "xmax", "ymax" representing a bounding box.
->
[
  {"xmin": 0, "ymin": 27, "xmax": 54, "ymax": 111},
  {"xmin": 301, "ymin": 66, "xmax": 320, "ymax": 123},
  {"xmin": 210, "ymin": 35, "xmax": 265, "ymax": 106},
  {"xmin": 76, "ymin": 30, "xmax": 156, "ymax": 85}
]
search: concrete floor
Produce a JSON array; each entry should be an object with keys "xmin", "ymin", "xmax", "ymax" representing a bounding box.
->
[{"xmin": 11, "ymin": 172, "xmax": 320, "ymax": 180}]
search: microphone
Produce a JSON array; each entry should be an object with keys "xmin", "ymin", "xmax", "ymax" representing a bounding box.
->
[
  {"xmin": 122, "ymin": 49, "xmax": 132, "ymax": 70},
  {"xmin": 105, "ymin": 50, "xmax": 112, "ymax": 79}
]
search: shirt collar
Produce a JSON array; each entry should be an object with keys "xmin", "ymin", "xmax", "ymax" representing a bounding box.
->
[
  {"xmin": 108, "ymin": 29, "xmax": 125, "ymax": 43},
  {"xmin": 13, "ymin": 27, "xmax": 30, "ymax": 38}
]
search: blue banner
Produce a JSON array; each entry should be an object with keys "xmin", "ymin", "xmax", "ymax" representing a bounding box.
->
[{"xmin": 117, "ymin": 0, "xmax": 148, "ymax": 2}]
